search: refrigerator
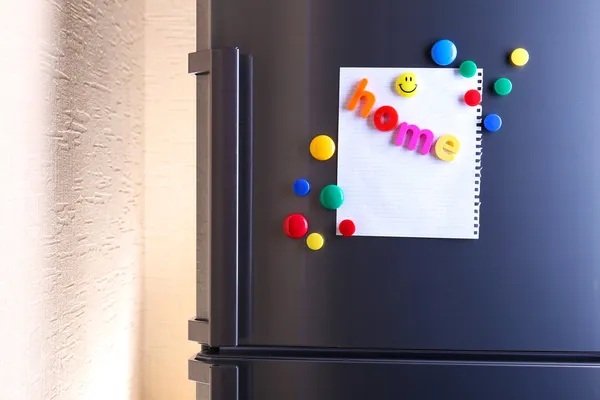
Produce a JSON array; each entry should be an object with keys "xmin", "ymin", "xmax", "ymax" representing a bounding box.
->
[{"xmin": 188, "ymin": 0, "xmax": 600, "ymax": 398}]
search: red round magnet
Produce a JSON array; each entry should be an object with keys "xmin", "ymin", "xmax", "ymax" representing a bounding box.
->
[
  {"xmin": 283, "ymin": 213, "xmax": 309, "ymax": 238},
  {"xmin": 339, "ymin": 219, "xmax": 356, "ymax": 237},
  {"xmin": 464, "ymin": 89, "xmax": 481, "ymax": 107}
]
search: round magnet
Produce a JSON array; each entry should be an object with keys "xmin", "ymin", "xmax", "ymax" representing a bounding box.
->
[
  {"xmin": 484, "ymin": 114, "xmax": 502, "ymax": 132},
  {"xmin": 319, "ymin": 185, "xmax": 344, "ymax": 210},
  {"xmin": 459, "ymin": 60, "xmax": 477, "ymax": 78},
  {"xmin": 306, "ymin": 233, "xmax": 324, "ymax": 251},
  {"xmin": 283, "ymin": 213, "xmax": 308, "ymax": 238},
  {"xmin": 494, "ymin": 78, "xmax": 512, "ymax": 96},
  {"xmin": 431, "ymin": 40, "xmax": 457, "ymax": 66},
  {"xmin": 464, "ymin": 89, "xmax": 481, "ymax": 107},
  {"xmin": 395, "ymin": 72, "xmax": 419, "ymax": 98},
  {"xmin": 292, "ymin": 179, "xmax": 310, "ymax": 196},
  {"xmin": 510, "ymin": 48, "xmax": 529, "ymax": 67},
  {"xmin": 310, "ymin": 135, "xmax": 336, "ymax": 161},
  {"xmin": 339, "ymin": 219, "xmax": 356, "ymax": 237}
]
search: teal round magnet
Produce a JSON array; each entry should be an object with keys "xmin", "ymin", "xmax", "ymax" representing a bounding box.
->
[
  {"xmin": 431, "ymin": 40, "xmax": 457, "ymax": 66},
  {"xmin": 494, "ymin": 78, "xmax": 512, "ymax": 96},
  {"xmin": 484, "ymin": 114, "xmax": 502, "ymax": 132},
  {"xmin": 292, "ymin": 179, "xmax": 310, "ymax": 196},
  {"xmin": 459, "ymin": 60, "xmax": 477, "ymax": 78},
  {"xmin": 319, "ymin": 185, "xmax": 344, "ymax": 210}
]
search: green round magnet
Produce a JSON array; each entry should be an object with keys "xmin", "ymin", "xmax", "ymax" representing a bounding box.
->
[
  {"xmin": 459, "ymin": 60, "xmax": 477, "ymax": 78},
  {"xmin": 319, "ymin": 184, "xmax": 344, "ymax": 210},
  {"xmin": 494, "ymin": 77, "xmax": 512, "ymax": 96}
]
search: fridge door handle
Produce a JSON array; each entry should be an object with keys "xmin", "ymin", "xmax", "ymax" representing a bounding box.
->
[
  {"xmin": 189, "ymin": 356, "xmax": 239, "ymax": 400},
  {"xmin": 189, "ymin": 48, "xmax": 253, "ymax": 347}
]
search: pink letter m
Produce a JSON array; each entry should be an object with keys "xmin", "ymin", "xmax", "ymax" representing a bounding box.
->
[{"xmin": 395, "ymin": 122, "xmax": 434, "ymax": 155}]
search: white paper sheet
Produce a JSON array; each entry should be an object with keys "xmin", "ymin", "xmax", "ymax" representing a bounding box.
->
[{"xmin": 336, "ymin": 67, "xmax": 483, "ymax": 239}]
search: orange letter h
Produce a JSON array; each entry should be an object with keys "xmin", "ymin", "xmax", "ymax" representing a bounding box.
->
[{"xmin": 347, "ymin": 78, "xmax": 376, "ymax": 118}]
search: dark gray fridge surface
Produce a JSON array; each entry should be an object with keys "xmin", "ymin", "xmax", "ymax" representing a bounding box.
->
[
  {"xmin": 207, "ymin": 0, "xmax": 600, "ymax": 351},
  {"xmin": 191, "ymin": 354, "xmax": 600, "ymax": 400}
]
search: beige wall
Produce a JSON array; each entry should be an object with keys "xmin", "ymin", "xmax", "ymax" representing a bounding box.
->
[
  {"xmin": 0, "ymin": 0, "xmax": 145, "ymax": 399},
  {"xmin": 0, "ymin": 1, "xmax": 48, "ymax": 398},
  {"xmin": 0, "ymin": 0, "xmax": 202, "ymax": 398},
  {"xmin": 143, "ymin": 0, "xmax": 199, "ymax": 398}
]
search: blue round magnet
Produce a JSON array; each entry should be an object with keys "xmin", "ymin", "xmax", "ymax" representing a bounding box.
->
[
  {"xmin": 293, "ymin": 179, "xmax": 311, "ymax": 196},
  {"xmin": 431, "ymin": 40, "xmax": 457, "ymax": 66},
  {"xmin": 484, "ymin": 114, "xmax": 502, "ymax": 132}
]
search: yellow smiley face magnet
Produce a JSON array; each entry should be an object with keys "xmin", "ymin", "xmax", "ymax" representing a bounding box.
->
[{"xmin": 395, "ymin": 72, "xmax": 418, "ymax": 98}]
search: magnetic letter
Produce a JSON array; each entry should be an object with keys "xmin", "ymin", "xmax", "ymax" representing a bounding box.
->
[
  {"xmin": 395, "ymin": 122, "xmax": 434, "ymax": 155},
  {"xmin": 435, "ymin": 134, "xmax": 461, "ymax": 161},
  {"xmin": 373, "ymin": 106, "xmax": 399, "ymax": 132},
  {"xmin": 347, "ymin": 78, "xmax": 376, "ymax": 118}
]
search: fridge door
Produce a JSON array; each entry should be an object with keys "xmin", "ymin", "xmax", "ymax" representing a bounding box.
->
[
  {"xmin": 189, "ymin": 353, "xmax": 600, "ymax": 400},
  {"xmin": 196, "ymin": 0, "xmax": 600, "ymax": 351}
]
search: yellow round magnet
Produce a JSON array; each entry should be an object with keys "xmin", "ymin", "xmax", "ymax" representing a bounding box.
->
[
  {"xmin": 395, "ymin": 72, "xmax": 418, "ymax": 98},
  {"xmin": 510, "ymin": 48, "xmax": 529, "ymax": 67},
  {"xmin": 310, "ymin": 135, "xmax": 336, "ymax": 161},
  {"xmin": 306, "ymin": 233, "xmax": 324, "ymax": 251}
]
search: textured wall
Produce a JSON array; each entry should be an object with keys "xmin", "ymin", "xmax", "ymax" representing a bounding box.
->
[
  {"xmin": 143, "ymin": 0, "xmax": 199, "ymax": 398},
  {"xmin": 0, "ymin": 0, "xmax": 204, "ymax": 398},
  {"xmin": 44, "ymin": 0, "xmax": 145, "ymax": 397},
  {"xmin": 0, "ymin": 0, "xmax": 144, "ymax": 398}
]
